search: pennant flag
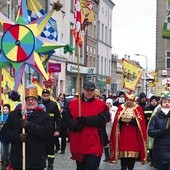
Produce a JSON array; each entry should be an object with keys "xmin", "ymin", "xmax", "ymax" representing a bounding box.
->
[
  {"xmin": 1, "ymin": 68, "xmax": 22, "ymax": 110},
  {"xmin": 81, "ymin": 0, "xmax": 94, "ymax": 31},
  {"xmin": 27, "ymin": 0, "xmax": 58, "ymax": 43},
  {"xmin": 122, "ymin": 58, "xmax": 142, "ymax": 91},
  {"xmin": 72, "ymin": 0, "xmax": 83, "ymax": 48},
  {"xmin": 162, "ymin": 12, "xmax": 170, "ymax": 39}
]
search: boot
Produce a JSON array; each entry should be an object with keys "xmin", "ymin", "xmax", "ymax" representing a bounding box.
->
[
  {"xmin": 47, "ymin": 164, "xmax": 53, "ymax": 170},
  {"xmin": 103, "ymin": 147, "xmax": 109, "ymax": 162}
]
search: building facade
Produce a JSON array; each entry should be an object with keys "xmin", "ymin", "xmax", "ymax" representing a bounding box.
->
[{"xmin": 156, "ymin": 0, "xmax": 170, "ymax": 95}]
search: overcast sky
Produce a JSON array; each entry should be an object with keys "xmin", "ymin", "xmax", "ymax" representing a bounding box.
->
[{"xmin": 111, "ymin": 0, "xmax": 156, "ymax": 71}]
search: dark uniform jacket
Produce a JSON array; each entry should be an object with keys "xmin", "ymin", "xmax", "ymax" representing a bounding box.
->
[
  {"xmin": 42, "ymin": 99, "xmax": 61, "ymax": 132},
  {"xmin": 1, "ymin": 107, "xmax": 52, "ymax": 169}
]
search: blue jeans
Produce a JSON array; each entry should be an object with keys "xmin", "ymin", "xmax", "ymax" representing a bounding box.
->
[
  {"xmin": 157, "ymin": 162, "xmax": 170, "ymax": 170},
  {"xmin": 76, "ymin": 154, "xmax": 101, "ymax": 170}
]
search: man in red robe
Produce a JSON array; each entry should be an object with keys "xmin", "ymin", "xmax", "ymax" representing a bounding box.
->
[
  {"xmin": 109, "ymin": 93, "xmax": 147, "ymax": 170},
  {"xmin": 63, "ymin": 81, "xmax": 109, "ymax": 170}
]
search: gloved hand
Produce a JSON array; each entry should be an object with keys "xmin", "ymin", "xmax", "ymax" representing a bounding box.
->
[
  {"xmin": 130, "ymin": 118, "xmax": 138, "ymax": 126},
  {"xmin": 21, "ymin": 119, "xmax": 29, "ymax": 128},
  {"xmin": 73, "ymin": 123, "xmax": 84, "ymax": 132},
  {"xmin": 76, "ymin": 116, "xmax": 86, "ymax": 125},
  {"xmin": 18, "ymin": 133, "xmax": 27, "ymax": 142}
]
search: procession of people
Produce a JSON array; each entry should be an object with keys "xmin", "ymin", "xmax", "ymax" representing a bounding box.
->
[{"xmin": 0, "ymin": 81, "xmax": 169, "ymax": 170}]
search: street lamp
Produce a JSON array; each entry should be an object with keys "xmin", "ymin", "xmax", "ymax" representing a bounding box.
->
[{"xmin": 135, "ymin": 54, "xmax": 148, "ymax": 96}]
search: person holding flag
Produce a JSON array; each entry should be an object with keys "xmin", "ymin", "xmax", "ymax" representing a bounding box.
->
[
  {"xmin": 63, "ymin": 81, "xmax": 110, "ymax": 170},
  {"xmin": 1, "ymin": 85, "xmax": 53, "ymax": 170}
]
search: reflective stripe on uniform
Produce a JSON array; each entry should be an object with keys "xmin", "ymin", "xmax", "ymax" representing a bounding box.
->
[
  {"xmin": 144, "ymin": 110, "xmax": 153, "ymax": 114},
  {"xmin": 49, "ymin": 113, "xmax": 54, "ymax": 117},
  {"xmin": 47, "ymin": 154, "xmax": 55, "ymax": 158}
]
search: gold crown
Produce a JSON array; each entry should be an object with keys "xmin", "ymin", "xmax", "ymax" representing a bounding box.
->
[
  {"xmin": 25, "ymin": 84, "xmax": 38, "ymax": 99},
  {"xmin": 125, "ymin": 93, "xmax": 135, "ymax": 101}
]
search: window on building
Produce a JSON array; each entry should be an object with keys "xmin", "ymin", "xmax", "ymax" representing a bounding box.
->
[
  {"xmin": 61, "ymin": 0, "xmax": 66, "ymax": 12},
  {"xmin": 7, "ymin": 0, "xmax": 11, "ymax": 20},
  {"xmin": 70, "ymin": 0, "xmax": 74, "ymax": 12},
  {"xmin": 167, "ymin": 1, "xmax": 170, "ymax": 10},
  {"xmin": 166, "ymin": 51, "xmax": 170, "ymax": 68},
  {"xmin": 70, "ymin": 23, "xmax": 74, "ymax": 46},
  {"xmin": 105, "ymin": 58, "xmax": 106, "ymax": 75},
  {"xmin": 101, "ymin": 57, "xmax": 103, "ymax": 75},
  {"xmin": 110, "ymin": 29, "xmax": 112, "ymax": 45},
  {"xmin": 105, "ymin": 26, "xmax": 107, "ymax": 43},
  {"xmin": 98, "ymin": 21, "xmax": 100, "ymax": 40},
  {"xmin": 102, "ymin": 24, "xmax": 104, "ymax": 41}
]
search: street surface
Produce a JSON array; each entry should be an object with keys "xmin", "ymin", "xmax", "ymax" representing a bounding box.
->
[{"xmin": 50, "ymin": 143, "xmax": 156, "ymax": 170}]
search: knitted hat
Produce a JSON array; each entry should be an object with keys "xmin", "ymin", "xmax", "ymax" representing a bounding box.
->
[
  {"xmin": 25, "ymin": 84, "xmax": 38, "ymax": 99},
  {"xmin": 150, "ymin": 95, "xmax": 158, "ymax": 102},
  {"xmin": 106, "ymin": 98, "xmax": 113, "ymax": 105},
  {"xmin": 118, "ymin": 91, "xmax": 125, "ymax": 97},
  {"xmin": 139, "ymin": 92, "xmax": 146, "ymax": 99}
]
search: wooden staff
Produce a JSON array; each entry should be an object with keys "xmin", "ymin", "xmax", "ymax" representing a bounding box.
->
[
  {"xmin": 77, "ymin": 46, "xmax": 81, "ymax": 117},
  {"xmin": 21, "ymin": 73, "xmax": 26, "ymax": 170}
]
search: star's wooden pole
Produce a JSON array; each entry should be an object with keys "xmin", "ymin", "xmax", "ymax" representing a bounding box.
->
[
  {"xmin": 77, "ymin": 46, "xmax": 81, "ymax": 117},
  {"xmin": 21, "ymin": 73, "xmax": 26, "ymax": 170}
]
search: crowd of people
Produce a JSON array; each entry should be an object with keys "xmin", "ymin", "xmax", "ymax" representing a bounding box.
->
[{"xmin": 0, "ymin": 81, "xmax": 169, "ymax": 170}]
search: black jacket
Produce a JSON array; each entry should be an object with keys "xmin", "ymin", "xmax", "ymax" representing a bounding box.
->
[
  {"xmin": 1, "ymin": 108, "xmax": 52, "ymax": 169},
  {"xmin": 42, "ymin": 99, "xmax": 61, "ymax": 132},
  {"xmin": 148, "ymin": 111, "xmax": 170, "ymax": 164}
]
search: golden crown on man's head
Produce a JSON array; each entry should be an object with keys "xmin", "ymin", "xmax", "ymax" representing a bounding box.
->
[{"xmin": 25, "ymin": 84, "xmax": 38, "ymax": 99}]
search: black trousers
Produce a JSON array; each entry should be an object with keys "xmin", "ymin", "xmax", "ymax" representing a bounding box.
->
[
  {"xmin": 55, "ymin": 126, "xmax": 67, "ymax": 151},
  {"xmin": 46, "ymin": 135, "xmax": 55, "ymax": 165},
  {"xmin": 76, "ymin": 154, "xmax": 101, "ymax": 170},
  {"xmin": 120, "ymin": 158, "xmax": 136, "ymax": 170}
]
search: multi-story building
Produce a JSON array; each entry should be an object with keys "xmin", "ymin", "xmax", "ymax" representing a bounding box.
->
[
  {"xmin": 0, "ymin": 0, "xmax": 115, "ymax": 97},
  {"xmin": 97, "ymin": 0, "xmax": 114, "ymax": 95},
  {"xmin": 156, "ymin": 0, "xmax": 170, "ymax": 95}
]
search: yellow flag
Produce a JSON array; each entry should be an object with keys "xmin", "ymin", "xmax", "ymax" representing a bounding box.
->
[
  {"xmin": 122, "ymin": 58, "xmax": 142, "ymax": 91},
  {"xmin": 1, "ymin": 68, "xmax": 22, "ymax": 110}
]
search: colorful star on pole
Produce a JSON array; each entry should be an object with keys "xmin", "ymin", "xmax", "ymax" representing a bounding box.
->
[{"xmin": 0, "ymin": 0, "xmax": 67, "ymax": 91}]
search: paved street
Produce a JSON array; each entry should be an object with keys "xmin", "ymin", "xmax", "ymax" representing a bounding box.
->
[{"xmin": 50, "ymin": 143, "xmax": 156, "ymax": 170}]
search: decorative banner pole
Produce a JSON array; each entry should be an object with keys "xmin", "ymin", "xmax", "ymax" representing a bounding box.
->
[
  {"xmin": 21, "ymin": 73, "xmax": 26, "ymax": 170},
  {"xmin": 0, "ymin": 0, "xmax": 73, "ymax": 169}
]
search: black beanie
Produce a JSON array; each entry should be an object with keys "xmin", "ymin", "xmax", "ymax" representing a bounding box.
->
[
  {"xmin": 139, "ymin": 92, "xmax": 146, "ymax": 99},
  {"xmin": 150, "ymin": 95, "xmax": 158, "ymax": 102},
  {"xmin": 118, "ymin": 91, "xmax": 125, "ymax": 97}
]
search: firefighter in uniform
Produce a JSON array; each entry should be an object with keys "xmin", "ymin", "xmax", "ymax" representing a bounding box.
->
[{"xmin": 41, "ymin": 89, "xmax": 61, "ymax": 170}]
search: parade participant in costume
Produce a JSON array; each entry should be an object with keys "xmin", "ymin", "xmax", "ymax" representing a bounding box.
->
[
  {"xmin": 148, "ymin": 97, "xmax": 170, "ymax": 170},
  {"xmin": 1, "ymin": 84, "xmax": 52, "ymax": 170},
  {"xmin": 109, "ymin": 93, "xmax": 147, "ymax": 170},
  {"xmin": 63, "ymin": 81, "xmax": 110, "ymax": 170},
  {"xmin": 41, "ymin": 89, "xmax": 61, "ymax": 170},
  {"xmin": 144, "ymin": 95, "xmax": 158, "ymax": 166}
]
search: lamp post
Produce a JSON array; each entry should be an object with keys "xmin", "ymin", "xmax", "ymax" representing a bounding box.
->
[{"xmin": 135, "ymin": 54, "xmax": 148, "ymax": 97}]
